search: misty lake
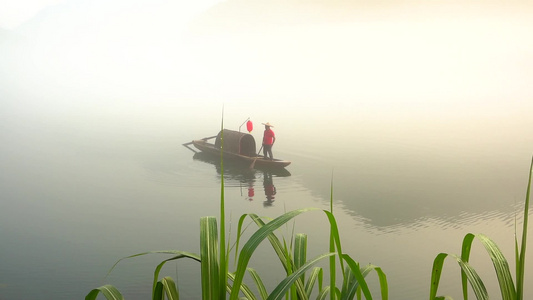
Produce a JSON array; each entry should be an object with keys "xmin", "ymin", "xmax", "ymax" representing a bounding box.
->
[
  {"xmin": 1, "ymin": 0, "xmax": 533, "ymax": 299},
  {"xmin": 1, "ymin": 100, "xmax": 532, "ymax": 299}
]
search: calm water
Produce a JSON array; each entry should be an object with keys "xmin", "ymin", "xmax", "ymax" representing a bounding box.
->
[
  {"xmin": 2, "ymin": 1, "xmax": 533, "ymax": 299},
  {"xmin": 1, "ymin": 101, "xmax": 532, "ymax": 299}
]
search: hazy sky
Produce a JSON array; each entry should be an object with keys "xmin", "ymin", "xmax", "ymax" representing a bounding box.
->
[
  {"xmin": 0, "ymin": 0, "xmax": 67, "ymax": 29},
  {"xmin": 0, "ymin": 0, "xmax": 221, "ymax": 29},
  {"xmin": 1, "ymin": 0, "xmax": 532, "ymax": 125}
]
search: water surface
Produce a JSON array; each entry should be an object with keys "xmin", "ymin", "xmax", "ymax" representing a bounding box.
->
[{"xmin": 1, "ymin": 102, "xmax": 531, "ymax": 299}]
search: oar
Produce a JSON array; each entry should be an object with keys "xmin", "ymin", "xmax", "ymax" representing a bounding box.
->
[{"xmin": 250, "ymin": 145, "xmax": 263, "ymax": 169}]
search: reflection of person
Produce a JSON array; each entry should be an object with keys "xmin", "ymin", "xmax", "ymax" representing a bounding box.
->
[
  {"xmin": 247, "ymin": 182, "xmax": 254, "ymax": 202},
  {"xmin": 262, "ymin": 122, "xmax": 276, "ymax": 160},
  {"xmin": 263, "ymin": 171, "xmax": 276, "ymax": 207}
]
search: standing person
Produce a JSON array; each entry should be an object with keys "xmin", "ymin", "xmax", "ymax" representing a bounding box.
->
[{"xmin": 262, "ymin": 122, "xmax": 276, "ymax": 160}]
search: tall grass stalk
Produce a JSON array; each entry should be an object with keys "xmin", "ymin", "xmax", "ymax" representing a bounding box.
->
[
  {"xmin": 218, "ymin": 111, "xmax": 228, "ymax": 300},
  {"xmin": 329, "ymin": 174, "xmax": 337, "ymax": 300},
  {"xmin": 516, "ymin": 156, "xmax": 532, "ymax": 299}
]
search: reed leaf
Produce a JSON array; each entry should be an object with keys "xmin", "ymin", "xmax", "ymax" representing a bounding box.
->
[
  {"xmin": 153, "ymin": 277, "xmax": 180, "ymax": 300},
  {"xmin": 90, "ymin": 250, "xmax": 200, "ymax": 299},
  {"xmin": 516, "ymin": 156, "xmax": 532, "ymax": 300},
  {"xmin": 104, "ymin": 250, "xmax": 200, "ymax": 279},
  {"xmin": 453, "ymin": 254, "xmax": 488, "ymax": 300},
  {"xmin": 323, "ymin": 209, "xmax": 348, "ymax": 300},
  {"xmin": 459, "ymin": 233, "xmax": 515, "ymax": 300},
  {"xmin": 218, "ymin": 111, "xmax": 257, "ymax": 300},
  {"xmin": 305, "ymin": 267, "xmax": 323, "ymax": 298},
  {"xmin": 85, "ymin": 285, "xmax": 124, "ymax": 300},
  {"xmin": 477, "ymin": 234, "xmax": 515, "ymax": 300},
  {"xmin": 247, "ymin": 213, "xmax": 308, "ymax": 298},
  {"xmin": 341, "ymin": 254, "xmax": 376, "ymax": 300},
  {"xmin": 200, "ymin": 216, "xmax": 220, "ymax": 299},
  {"xmin": 373, "ymin": 266, "xmax": 388, "ymax": 300},
  {"xmin": 247, "ymin": 268, "xmax": 268, "ymax": 300},
  {"xmin": 429, "ymin": 253, "xmax": 450, "ymax": 300},
  {"xmin": 161, "ymin": 276, "xmax": 180, "ymax": 300},
  {"xmin": 430, "ymin": 252, "xmax": 489, "ymax": 300},
  {"xmin": 460, "ymin": 233, "xmax": 475, "ymax": 300},
  {"xmin": 266, "ymin": 253, "xmax": 336, "ymax": 300},
  {"xmin": 219, "ymin": 117, "xmax": 228, "ymax": 300},
  {"xmin": 151, "ymin": 252, "xmax": 200, "ymax": 298},
  {"xmin": 294, "ymin": 234, "xmax": 308, "ymax": 284},
  {"xmin": 329, "ymin": 177, "xmax": 336, "ymax": 300},
  {"xmin": 235, "ymin": 213, "xmax": 252, "ymax": 267},
  {"xmin": 154, "ymin": 281, "xmax": 164, "ymax": 300},
  {"xmin": 229, "ymin": 208, "xmax": 318, "ymax": 300},
  {"xmin": 340, "ymin": 264, "xmax": 356, "ymax": 299},
  {"xmin": 227, "ymin": 272, "xmax": 257, "ymax": 300},
  {"xmin": 317, "ymin": 287, "xmax": 330, "ymax": 300}
]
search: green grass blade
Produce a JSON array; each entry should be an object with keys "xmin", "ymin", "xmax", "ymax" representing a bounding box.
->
[
  {"xmin": 305, "ymin": 267, "xmax": 323, "ymax": 298},
  {"xmin": 340, "ymin": 264, "xmax": 356, "ymax": 299},
  {"xmin": 476, "ymin": 234, "xmax": 515, "ymax": 300},
  {"xmin": 235, "ymin": 214, "xmax": 250, "ymax": 267},
  {"xmin": 161, "ymin": 276, "xmax": 180, "ymax": 300},
  {"xmin": 329, "ymin": 232, "xmax": 336, "ymax": 300},
  {"xmin": 95, "ymin": 249, "xmax": 199, "ymax": 299},
  {"xmin": 373, "ymin": 266, "xmax": 388, "ymax": 300},
  {"xmin": 219, "ymin": 119, "xmax": 228, "ymax": 300},
  {"xmin": 248, "ymin": 213, "xmax": 308, "ymax": 298},
  {"xmin": 328, "ymin": 177, "xmax": 336, "ymax": 300},
  {"xmin": 461, "ymin": 232, "xmax": 516, "ymax": 300},
  {"xmin": 229, "ymin": 208, "xmax": 318, "ymax": 300},
  {"xmin": 341, "ymin": 254, "xmax": 373, "ymax": 300},
  {"xmin": 429, "ymin": 253, "xmax": 448, "ymax": 300},
  {"xmin": 317, "ymin": 286, "xmax": 330, "ymax": 300},
  {"xmin": 430, "ymin": 252, "xmax": 489, "ymax": 300},
  {"xmin": 104, "ymin": 250, "xmax": 200, "ymax": 279},
  {"xmin": 295, "ymin": 233, "xmax": 308, "ymax": 283},
  {"xmin": 154, "ymin": 281, "xmax": 165, "ymax": 300},
  {"xmin": 200, "ymin": 216, "xmax": 220, "ymax": 299},
  {"xmin": 227, "ymin": 272, "xmax": 258, "ymax": 300},
  {"xmin": 451, "ymin": 254, "xmax": 489, "ymax": 300},
  {"xmin": 248, "ymin": 268, "xmax": 268, "ymax": 300},
  {"xmin": 516, "ymin": 156, "xmax": 532, "ymax": 300},
  {"xmin": 85, "ymin": 285, "xmax": 124, "ymax": 300},
  {"xmin": 347, "ymin": 264, "xmax": 387, "ymax": 300},
  {"xmin": 323, "ymin": 210, "xmax": 346, "ymax": 286},
  {"xmin": 249, "ymin": 215, "xmax": 289, "ymax": 271},
  {"xmin": 267, "ymin": 253, "xmax": 336, "ymax": 300},
  {"xmin": 151, "ymin": 253, "xmax": 199, "ymax": 298},
  {"xmin": 460, "ymin": 233, "xmax": 476, "ymax": 300}
]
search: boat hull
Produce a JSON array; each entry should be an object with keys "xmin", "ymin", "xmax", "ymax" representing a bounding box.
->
[{"xmin": 192, "ymin": 139, "xmax": 291, "ymax": 169}]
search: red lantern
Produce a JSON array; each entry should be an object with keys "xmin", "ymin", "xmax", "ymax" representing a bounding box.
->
[{"xmin": 246, "ymin": 120, "xmax": 253, "ymax": 132}]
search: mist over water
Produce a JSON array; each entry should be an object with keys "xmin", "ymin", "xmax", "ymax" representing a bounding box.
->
[{"xmin": 1, "ymin": 0, "xmax": 533, "ymax": 299}]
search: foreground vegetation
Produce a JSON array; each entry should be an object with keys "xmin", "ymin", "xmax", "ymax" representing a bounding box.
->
[{"xmin": 87, "ymin": 151, "xmax": 532, "ymax": 299}]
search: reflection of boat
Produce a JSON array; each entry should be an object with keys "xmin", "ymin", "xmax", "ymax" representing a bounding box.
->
[
  {"xmin": 191, "ymin": 151, "xmax": 289, "ymax": 206},
  {"xmin": 186, "ymin": 129, "xmax": 291, "ymax": 169},
  {"xmin": 192, "ymin": 152, "xmax": 291, "ymax": 178}
]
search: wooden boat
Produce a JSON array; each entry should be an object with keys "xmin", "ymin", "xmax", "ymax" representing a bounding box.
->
[
  {"xmin": 185, "ymin": 129, "xmax": 291, "ymax": 169},
  {"xmin": 192, "ymin": 152, "xmax": 292, "ymax": 177}
]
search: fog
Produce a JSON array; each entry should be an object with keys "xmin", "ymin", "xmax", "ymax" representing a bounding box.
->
[
  {"xmin": 2, "ymin": 0, "xmax": 532, "ymax": 176},
  {"xmin": 1, "ymin": 2, "xmax": 532, "ymax": 298},
  {"xmin": 2, "ymin": 0, "xmax": 532, "ymax": 114}
]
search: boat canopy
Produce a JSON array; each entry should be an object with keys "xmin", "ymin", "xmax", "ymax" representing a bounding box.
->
[{"xmin": 215, "ymin": 129, "xmax": 257, "ymax": 157}]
